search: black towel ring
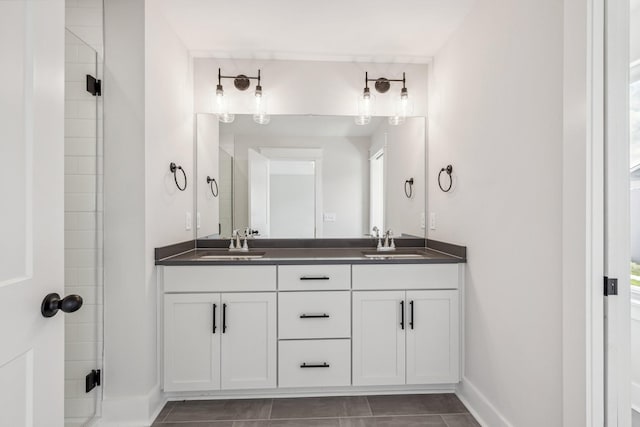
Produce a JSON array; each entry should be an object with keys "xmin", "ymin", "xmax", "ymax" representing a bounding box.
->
[
  {"xmin": 404, "ymin": 178, "xmax": 414, "ymax": 198},
  {"xmin": 207, "ymin": 176, "xmax": 219, "ymax": 197},
  {"xmin": 438, "ymin": 165, "xmax": 453, "ymax": 192},
  {"xmin": 169, "ymin": 162, "xmax": 187, "ymax": 191}
]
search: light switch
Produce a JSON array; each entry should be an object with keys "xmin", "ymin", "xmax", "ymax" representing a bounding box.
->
[
  {"xmin": 420, "ymin": 212, "xmax": 426, "ymax": 229},
  {"xmin": 196, "ymin": 212, "xmax": 201, "ymax": 229},
  {"xmin": 323, "ymin": 213, "xmax": 337, "ymax": 222},
  {"xmin": 185, "ymin": 212, "xmax": 192, "ymax": 230},
  {"xmin": 429, "ymin": 212, "xmax": 436, "ymax": 230}
]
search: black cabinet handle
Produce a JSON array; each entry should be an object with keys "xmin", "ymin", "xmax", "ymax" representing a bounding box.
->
[
  {"xmin": 409, "ymin": 300, "xmax": 414, "ymax": 330},
  {"xmin": 299, "ymin": 276, "xmax": 330, "ymax": 281},
  {"xmin": 300, "ymin": 362, "xmax": 330, "ymax": 368},
  {"xmin": 212, "ymin": 303, "xmax": 217, "ymax": 334},
  {"xmin": 222, "ymin": 303, "xmax": 227, "ymax": 333},
  {"xmin": 400, "ymin": 300, "xmax": 405, "ymax": 330},
  {"xmin": 299, "ymin": 313, "xmax": 330, "ymax": 319}
]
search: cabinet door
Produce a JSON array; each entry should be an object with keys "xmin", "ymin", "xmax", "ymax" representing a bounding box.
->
[
  {"xmin": 220, "ymin": 292, "xmax": 277, "ymax": 389},
  {"xmin": 164, "ymin": 293, "xmax": 221, "ymax": 391},
  {"xmin": 406, "ymin": 290, "xmax": 459, "ymax": 384},
  {"xmin": 352, "ymin": 291, "xmax": 406, "ymax": 386}
]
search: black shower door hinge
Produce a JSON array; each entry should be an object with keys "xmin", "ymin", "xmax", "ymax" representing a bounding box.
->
[
  {"xmin": 604, "ymin": 277, "xmax": 618, "ymax": 296},
  {"xmin": 85, "ymin": 369, "xmax": 101, "ymax": 393},
  {"xmin": 86, "ymin": 74, "xmax": 102, "ymax": 96}
]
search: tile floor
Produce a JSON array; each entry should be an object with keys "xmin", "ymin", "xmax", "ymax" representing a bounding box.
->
[{"xmin": 152, "ymin": 394, "xmax": 480, "ymax": 426}]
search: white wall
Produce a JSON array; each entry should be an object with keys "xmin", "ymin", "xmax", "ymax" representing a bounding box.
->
[
  {"xmin": 194, "ymin": 58, "xmax": 428, "ymax": 117},
  {"xmin": 103, "ymin": 0, "xmax": 151, "ymax": 422},
  {"xmin": 103, "ymin": 0, "xmax": 194, "ymax": 423},
  {"xmin": 428, "ymin": 0, "xmax": 563, "ymax": 426},
  {"xmin": 231, "ymin": 135, "xmax": 370, "ymax": 238}
]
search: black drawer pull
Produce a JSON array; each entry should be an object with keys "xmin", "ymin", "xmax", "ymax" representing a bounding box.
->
[
  {"xmin": 300, "ymin": 362, "xmax": 330, "ymax": 368},
  {"xmin": 299, "ymin": 276, "xmax": 330, "ymax": 281},
  {"xmin": 299, "ymin": 313, "xmax": 330, "ymax": 319},
  {"xmin": 400, "ymin": 300, "xmax": 405, "ymax": 330}
]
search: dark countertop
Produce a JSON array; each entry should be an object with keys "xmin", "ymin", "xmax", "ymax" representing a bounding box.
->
[{"xmin": 155, "ymin": 246, "xmax": 465, "ymax": 266}]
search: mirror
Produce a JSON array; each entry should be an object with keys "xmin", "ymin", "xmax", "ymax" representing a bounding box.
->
[{"xmin": 196, "ymin": 114, "xmax": 426, "ymax": 239}]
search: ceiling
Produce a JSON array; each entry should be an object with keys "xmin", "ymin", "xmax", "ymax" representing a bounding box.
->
[{"xmin": 156, "ymin": 0, "xmax": 475, "ymax": 62}]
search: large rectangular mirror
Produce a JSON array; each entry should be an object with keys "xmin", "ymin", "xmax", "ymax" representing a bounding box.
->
[{"xmin": 196, "ymin": 114, "xmax": 426, "ymax": 239}]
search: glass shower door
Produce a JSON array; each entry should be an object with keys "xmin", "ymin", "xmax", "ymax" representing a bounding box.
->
[{"xmin": 64, "ymin": 29, "xmax": 103, "ymax": 427}]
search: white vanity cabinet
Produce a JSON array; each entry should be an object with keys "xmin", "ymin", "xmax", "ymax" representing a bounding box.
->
[
  {"xmin": 162, "ymin": 266, "xmax": 277, "ymax": 392},
  {"xmin": 161, "ymin": 261, "xmax": 462, "ymax": 395},
  {"xmin": 352, "ymin": 265, "xmax": 460, "ymax": 386}
]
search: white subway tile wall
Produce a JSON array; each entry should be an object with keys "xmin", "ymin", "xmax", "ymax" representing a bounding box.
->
[{"xmin": 64, "ymin": 0, "xmax": 103, "ymax": 424}]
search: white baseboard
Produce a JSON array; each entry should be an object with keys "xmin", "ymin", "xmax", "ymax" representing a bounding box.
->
[
  {"xmin": 456, "ymin": 377, "xmax": 513, "ymax": 427},
  {"xmin": 99, "ymin": 384, "xmax": 166, "ymax": 427}
]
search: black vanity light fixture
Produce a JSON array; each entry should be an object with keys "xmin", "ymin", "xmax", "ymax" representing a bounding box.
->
[
  {"xmin": 215, "ymin": 68, "xmax": 270, "ymax": 125},
  {"xmin": 356, "ymin": 71, "xmax": 413, "ymax": 126}
]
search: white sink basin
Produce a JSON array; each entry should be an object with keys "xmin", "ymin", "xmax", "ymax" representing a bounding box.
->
[{"xmin": 198, "ymin": 252, "xmax": 265, "ymax": 260}]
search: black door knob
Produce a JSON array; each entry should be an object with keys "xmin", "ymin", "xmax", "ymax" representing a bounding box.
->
[{"xmin": 41, "ymin": 293, "xmax": 83, "ymax": 318}]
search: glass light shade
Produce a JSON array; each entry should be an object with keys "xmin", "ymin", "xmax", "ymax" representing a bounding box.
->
[
  {"xmin": 355, "ymin": 90, "xmax": 375, "ymax": 126},
  {"xmin": 214, "ymin": 86, "xmax": 234, "ymax": 123},
  {"xmin": 253, "ymin": 90, "xmax": 270, "ymax": 125},
  {"xmin": 388, "ymin": 115, "xmax": 405, "ymax": 126},
  {"xmin": 218, "ymin": 112, "xmax": 235, "ymax": 123},
  {"xmin": 389, "ymin": 90, "xmax": 413, "ymax": 126},
  {"xmin": 354, "ymin": 115, "xmax": 371, "ymax": 125}
]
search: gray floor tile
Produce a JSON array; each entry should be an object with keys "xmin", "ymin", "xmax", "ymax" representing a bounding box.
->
[
  {"xmin": 164, "ymin": 399, "xmax": 273, "ymax": 422},
  {"xmin": 270, "ymin": 396, "xmax": 371, "ymax": 419},
  {"xmin": 155, "ymin": 423, "xmax": 234, "ymax": 427},
  {"xmin": 339, "ymin": 415, "xmax": 447, "ymax": 427},
  {"xmin": 234, "ymin": 419, "xmax": 340, "ymax": 427},
  {"xmin": 442, "ymin": 414, "xmax": 481, "ymax": 427},
  {"xmin": 366, "ymin": 394, "xmax": 468, "ymax": 416}
]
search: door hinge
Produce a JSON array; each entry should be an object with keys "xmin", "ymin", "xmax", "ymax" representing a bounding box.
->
[
  {"xmin": 85, "ymin": 369, "xmax": 101, "ymax": 393},
  {"xmin": 86, "ymin": 74, "xmax": 102, "ymax": 96},
  {"xmin": 604, "ymin": 277, "xmax": 618, "ymax": 296}
]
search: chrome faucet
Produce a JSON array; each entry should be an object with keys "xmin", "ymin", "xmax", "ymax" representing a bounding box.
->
[
  {"xmin": 377, "ymin": 229, "xmax": 396, "ymax": 252},
  {"xmin": 229, "ymin": 229, "xmax": 249, "ymax": 252}
]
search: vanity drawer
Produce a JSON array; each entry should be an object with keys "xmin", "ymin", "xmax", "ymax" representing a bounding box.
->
[
  {"xmin": 278, "ymin": 291, "xmax": 350, "ymax": 339},
  {"xmin": 278, "ymin": 339, "xmax": 351, "ymax": 388},
  {"xmin": 278, "ymin": 265, "xmax": 350, "ymax": 290},
  {"xmin": 163, "ymin": 266, "xmax": 277, "ymax": 292},
  {"xmin": 352, "ymin": 264, "xmax": 458, "ymax": 290}
]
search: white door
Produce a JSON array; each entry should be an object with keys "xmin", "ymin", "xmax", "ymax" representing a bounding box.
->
[
  {"xmin": 220, "ymin": 292, "xmax": 276, "ymax": 389},
  {"xmin": 163, "ymin": 294, "xmax": 221, "ymax": 392},
  {"xmin": 406, "ymin": 290, "xmax": 460, "ymax": 384},
  {"xmin": 0, "ymin": 1, "xmax": 65, "ymax": 426},
  {"xmin": 352, "ymin": 291, "xmax": 406, "ymax": 386},
  {"xmin": 248, "ymin": 149, "xmax": 270, "ymax": 237}
]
